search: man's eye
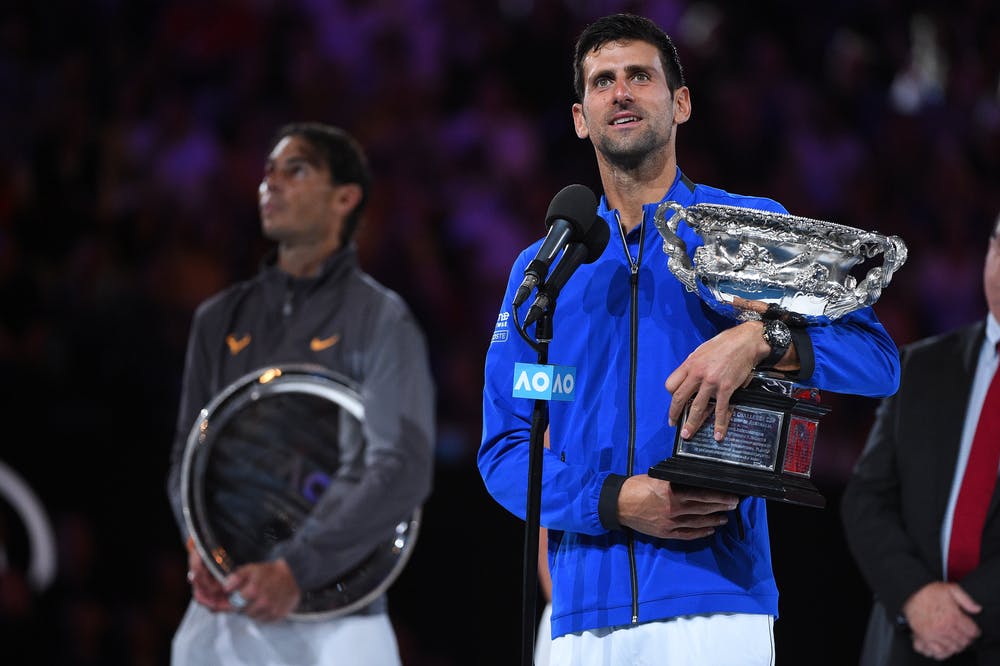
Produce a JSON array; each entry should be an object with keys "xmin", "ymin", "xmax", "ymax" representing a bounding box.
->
[
  {"xmin": 633, "ymin": 72, "xmax": 650, "ymax": 82},
  {"xmin": 594, "ymin": 77, "xmax": 612, "ymax": 88}
]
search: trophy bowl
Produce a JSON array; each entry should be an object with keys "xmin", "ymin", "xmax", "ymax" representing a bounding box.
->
[{"xmin": 649, "ymin": 202, "xmax": 907, "ymax": 508}]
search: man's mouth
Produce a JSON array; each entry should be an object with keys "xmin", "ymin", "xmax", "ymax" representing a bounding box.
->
[{"xmin": 611, "ymin": 115, "xmax": 639, "ymax": 126}]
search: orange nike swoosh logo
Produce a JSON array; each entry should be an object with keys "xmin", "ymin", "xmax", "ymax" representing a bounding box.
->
[
  {"xmin": 225, "ymin": 333, "xmax": 251, "ymax": 355},
  {"xmin": 310, "ymin": 334, "xmax": 341, "ymax": 352}
]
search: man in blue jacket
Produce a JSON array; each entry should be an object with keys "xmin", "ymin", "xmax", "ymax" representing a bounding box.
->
[{"xmin": 479, "ymin": 13, "xmax": 901, "ymax": 665}]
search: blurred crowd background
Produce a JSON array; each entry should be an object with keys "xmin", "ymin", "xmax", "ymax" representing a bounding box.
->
[{"xmin": 1, "ymin": 0, "xmax": 999, "ymax": 664}]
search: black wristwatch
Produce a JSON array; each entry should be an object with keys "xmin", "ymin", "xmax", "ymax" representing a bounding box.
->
[{"xmin": 760, "ymin": 319, "xmax": 791, "ymax": 368}]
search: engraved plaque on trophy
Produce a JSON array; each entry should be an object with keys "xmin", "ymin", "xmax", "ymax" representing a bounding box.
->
[{"xmin": 648, "ymin": 202, "xmax": 907, "ymax": 508}]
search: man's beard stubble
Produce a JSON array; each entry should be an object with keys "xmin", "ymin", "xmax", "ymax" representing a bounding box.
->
[{"xmin": 594, "ymin": 125, "xmax": 670, "ymax": 173}]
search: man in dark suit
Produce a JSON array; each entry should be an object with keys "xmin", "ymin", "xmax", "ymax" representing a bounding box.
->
[{"xmin": 842, "ymin": 211, "xmax": 1000, "ymax": 664}]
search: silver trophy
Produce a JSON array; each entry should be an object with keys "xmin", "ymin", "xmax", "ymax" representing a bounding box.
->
[{"xmin": 649, "ymin": 202, "xmax": 907, "ymax": 508}]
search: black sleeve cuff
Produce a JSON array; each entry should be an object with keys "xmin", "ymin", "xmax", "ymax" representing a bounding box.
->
[
  {"xmin": 599, "ymin": 473, "xmax": 628, "ymax": 531},
  {"xmin": 789, "ymin": 327, "xmax": 814, "ymax": 380}
]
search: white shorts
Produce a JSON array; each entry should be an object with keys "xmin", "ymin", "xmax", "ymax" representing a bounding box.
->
[
  {"xmin": 535, "ymin": 601, "xmax": 553, "ymax": 666},
  {"xmin": 170, "ymin": 601, "xmax": 401, "ymax": 666},
  {"xmin": 549, "ymin": 612, "xmax": 775, "ymax": 666}
]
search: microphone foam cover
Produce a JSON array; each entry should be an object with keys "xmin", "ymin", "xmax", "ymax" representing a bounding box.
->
[{"xmin": 545, "ymin": 184, "xmax": 598, "ymax": 236}]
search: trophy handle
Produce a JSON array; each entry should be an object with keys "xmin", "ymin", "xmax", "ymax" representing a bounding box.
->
[
  {"xmin": 653, "ymin": 201, "xmax": 697, "ymax": 292},
  {"xmin": 851, "ymin": 234, "xmax": 908, "ymax": 309}
]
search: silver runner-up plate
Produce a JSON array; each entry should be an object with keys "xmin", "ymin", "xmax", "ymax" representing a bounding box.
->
[{"xmin": 180, "ymin": 364, "xmax": 420, "ymax": 619}]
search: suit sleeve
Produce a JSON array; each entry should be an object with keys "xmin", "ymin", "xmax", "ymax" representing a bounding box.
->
[
  {"xmin": 841, "ymin": 351, "xmax": 938, "ymax": 620},
  {"xmin": 961, "ymin": 557, "xmax": 1000, "ymax": 642}
]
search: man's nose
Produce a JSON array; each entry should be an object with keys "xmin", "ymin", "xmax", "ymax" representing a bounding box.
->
[
  {"xmin": 260, "ymin": 173, "xmax": 279, "ymax": 193},
  {"xmin": 613, "ymin": 80, "xmax": 634, "ymax": 103}
]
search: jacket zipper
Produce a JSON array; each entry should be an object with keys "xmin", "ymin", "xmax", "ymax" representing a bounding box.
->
[
  {"xmin": 616, "ymin": 210, "xmax": 644, "ymax": 624},
  {"xmin": 614, "ymin": 210, "xmax": 748, "ymax": 545},
  {"xmin": 283, "ymin": 284, "xmax": 294, "ymax": 317}
]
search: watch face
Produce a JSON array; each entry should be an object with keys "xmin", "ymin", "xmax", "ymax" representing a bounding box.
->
[{"xmin": 766, "ymin": 320, "xmax": 792, "ymax": 348}]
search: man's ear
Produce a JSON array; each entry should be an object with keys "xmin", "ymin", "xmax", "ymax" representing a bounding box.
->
[
  {"xmin": 331, "ymin": 183, "xmax": 363, "ymax": 216},
  {"xmin": 673, "ymin": 86, "xmax": 691, "ymax": 125},
  {"xmin": 572, "ymin": 103, "xmax": 590, "ymax": 139}
]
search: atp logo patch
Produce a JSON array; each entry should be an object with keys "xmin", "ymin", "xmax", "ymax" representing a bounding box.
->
[
  {"xmin": 491, "ymin": 311, "xmax": 510, "ymax": 344},
  {"xmin": 513, "ymin": 363, "xmax": 576, "ymax": 401}
]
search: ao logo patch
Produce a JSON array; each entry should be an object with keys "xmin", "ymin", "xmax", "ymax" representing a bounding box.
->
[{"xmin": 512, "ymin": 363, "xmax": 576, "ymax": 401}]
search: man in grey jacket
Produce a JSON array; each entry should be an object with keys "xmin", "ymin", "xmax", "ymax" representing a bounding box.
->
[{"xmin": 166, "ymin": 122, "xmax": 435, "ymax": 665}]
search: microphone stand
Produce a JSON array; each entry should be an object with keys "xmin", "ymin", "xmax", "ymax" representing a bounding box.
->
[{"xmin": 513, "ymin": 301, "xmax": 553, "ymax": 666}]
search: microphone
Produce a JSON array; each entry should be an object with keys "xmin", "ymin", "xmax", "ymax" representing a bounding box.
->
[
  {"xmin": 512, "ymin": 184, "xmax": 598, "ymax": 308},
  {"xmin": 522, "ymin": 219, "xmax": 610, "ymax": 327}
]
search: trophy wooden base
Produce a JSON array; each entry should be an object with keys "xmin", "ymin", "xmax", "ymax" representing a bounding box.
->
[
  {"xmin": 648, "ymin": 375, "xmax": 830, "ymax": 509},
  {"xmin": 649, "ymin": 455, "xmax": 826, "ymax": 508}
]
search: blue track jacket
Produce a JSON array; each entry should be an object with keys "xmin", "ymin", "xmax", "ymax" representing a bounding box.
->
[{"xmin": 479, "ymin": 169, "xmax": 901, "ymax": 639}]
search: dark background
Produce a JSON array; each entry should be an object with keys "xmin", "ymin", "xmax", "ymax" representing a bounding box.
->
[{"xmin": 1, "ymin": 0, "xmax": 999, "ymax": 664}]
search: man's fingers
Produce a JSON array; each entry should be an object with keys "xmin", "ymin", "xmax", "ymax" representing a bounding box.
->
[
  {"xmin": 664, "ymin": 511, "xmax": 731, "ymax": 540},
  {"xmin": 912, "ymin": 636, "xmax": 931, "ymax": 658},
  {"xmin": 670, "ymin": 485, "xmax": 740, "ymax": 514},
  {"xmin": 679, "ymin": 405, "xmax": 704, "ymax": 439},
  {"xmin": 223, "ymin": 565, "xmax": 253, "ymax": 593},
  {"xmin": 681, "ymin": 511, "xmax": 729, "ymax": 529},
  {"xmin": 667, "ymin": 379, "xmax": 696, "ymax": 426},
  {"xmin": 667, "ymin": 366, "xmax": 708, "ymax": 428},
  {"xmin": 712, "ymin": 399, "xmax": 732, "ymax": 442},
  {"xmin": 680, "ymin": 390, "xmax": 714, "ymax": 438},
  {"xmin": 948, "ymin": 583, "xmax": 983, "ymax": 615},
  {"xmin": 192, "ymin": 574, "xmax": 231, "ymax": 612},
  {"xmin": 665, "ymin": 526, "xmax": 718, "ymax": 540},
  {"xmin": 913, "ymin": 636, "xmax": 952, "ymax": 661},
  {"xmin": 665, "ymin": 366, "xmax": 686, "ymax": 397}
]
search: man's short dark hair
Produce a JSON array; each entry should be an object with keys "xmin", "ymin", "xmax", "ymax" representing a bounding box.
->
[
  {"xmin": 573, "ymin": 13, "xmax": 686, "ymax": 102},
  {"xmin": 269, "ymin": 122, "xmax": 372, "ymax": 244}
]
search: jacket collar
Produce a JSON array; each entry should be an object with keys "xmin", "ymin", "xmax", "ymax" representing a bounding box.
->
[
  {"xmin": 258, "ymin": 243, "xmax": 358, "ymax": 286},
  {"xmin": 596, "ymin": 167, "xmax": 695, "ymax": 232}
]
